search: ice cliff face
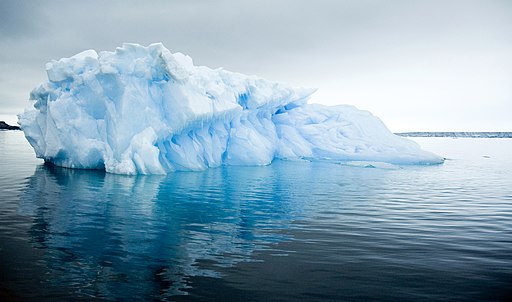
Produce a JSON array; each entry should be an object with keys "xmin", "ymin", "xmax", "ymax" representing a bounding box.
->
[{"xmin": 18, "ymin": 43, "xmax": 443, "ymax": 174}]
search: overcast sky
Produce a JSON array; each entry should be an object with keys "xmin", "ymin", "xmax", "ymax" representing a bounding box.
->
[{"xmin": 1, "ymin": 0, "xmax": 511, "ymax": 131}]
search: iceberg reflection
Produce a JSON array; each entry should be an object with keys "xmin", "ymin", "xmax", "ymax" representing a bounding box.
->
[{"xmin": 19, "ymin": 161, "xmax": 322, "ymax": 299}]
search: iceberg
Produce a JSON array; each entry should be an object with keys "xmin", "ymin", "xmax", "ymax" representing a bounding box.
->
[{"xmin": 18, "ymin": 43, "xmax": 443, "ymax": 174}]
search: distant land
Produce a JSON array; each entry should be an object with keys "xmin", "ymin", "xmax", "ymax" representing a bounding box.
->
[
  {"xmin": 2, "ymin": 120, "xmax": 511, "ymax": 138},
  {"xmin": 0, "ymin": 121, "xmax": 20, "ymax": 131},
  {"xmin": 396, "ymin": 132, "xmax": 512, "ymax": 138}
]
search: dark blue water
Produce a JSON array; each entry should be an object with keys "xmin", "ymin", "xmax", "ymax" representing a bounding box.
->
[{"xmin": 1, "ymin": 131, "xmax": 511, "ymax": 301}]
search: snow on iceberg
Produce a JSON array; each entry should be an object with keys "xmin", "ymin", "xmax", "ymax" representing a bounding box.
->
[{"xmin": 18, "ymin": 43, "xmax": 443, "ymax": 174}]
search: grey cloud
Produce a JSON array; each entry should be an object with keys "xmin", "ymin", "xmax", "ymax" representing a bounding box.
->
[
  {"xmin": 0, "ymin": 0, "xmax": 47, "ymax": 38},
  {"xmin": 0, "ymin": 0, "xmax": 511, "ymax": 130}
]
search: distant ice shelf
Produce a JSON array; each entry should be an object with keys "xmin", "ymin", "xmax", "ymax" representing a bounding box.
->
[
  {"xmin": 396, "ymin": 132, "xmax": 512, "ymax": 138},
  {"xmin": 18, "ymin": 43, "xmax": 443, "ymax": 174}
]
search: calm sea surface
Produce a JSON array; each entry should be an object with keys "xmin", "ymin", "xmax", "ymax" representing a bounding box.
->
[{"xmin": 1, "ymin": 131, "xmax": 511, "ymax": 301}]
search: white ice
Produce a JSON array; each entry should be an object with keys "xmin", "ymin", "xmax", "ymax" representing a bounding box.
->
[{"xmin": 18, "ymin": 43, "xmax": 443, "ymax": 174}]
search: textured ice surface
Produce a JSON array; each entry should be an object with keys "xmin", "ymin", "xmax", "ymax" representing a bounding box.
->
[{"xmin": 18, "ymin": 43, "xmax": 443, "ymax": 174}]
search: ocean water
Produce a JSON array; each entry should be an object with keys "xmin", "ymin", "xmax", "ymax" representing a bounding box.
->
[{"xmin": 0, "ymin": 131, "xmax": 511, "ymax": 301}]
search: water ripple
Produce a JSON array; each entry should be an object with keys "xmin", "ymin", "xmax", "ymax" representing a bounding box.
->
[{"xmin": 1, "ymin": 133, "xmax": 512, "ymax": 301}]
